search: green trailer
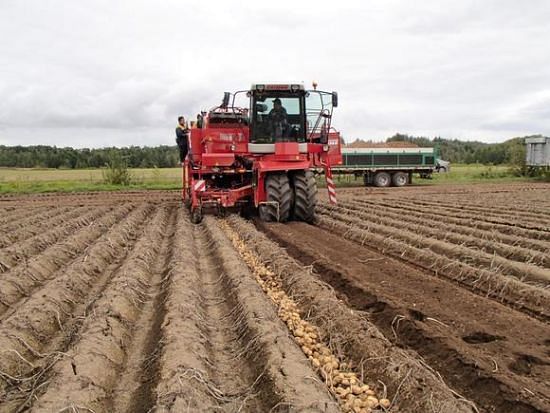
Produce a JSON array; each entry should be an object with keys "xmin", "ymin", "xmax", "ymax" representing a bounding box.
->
[{"xmin": 333, "ymin": 147, "xmax": 442, "ymax": 187}]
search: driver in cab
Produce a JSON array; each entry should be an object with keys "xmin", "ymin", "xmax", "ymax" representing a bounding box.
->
[{"xmin": 268, "ymin": 98, "xmax": 288, "ymax": 141}]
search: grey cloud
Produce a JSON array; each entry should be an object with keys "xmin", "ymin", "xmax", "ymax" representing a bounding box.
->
[
  {"xmin": 0, "ymin": 0, "xmax": 549, "ymax": 147},
  {"xmin": 480, "ymin": 91, "xmax": 550, "ymax": 132}
]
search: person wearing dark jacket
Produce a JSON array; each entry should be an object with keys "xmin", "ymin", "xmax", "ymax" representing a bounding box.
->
[{"xmin": 175, "ymin": 116, "xmax": 189, "ymax": 163}]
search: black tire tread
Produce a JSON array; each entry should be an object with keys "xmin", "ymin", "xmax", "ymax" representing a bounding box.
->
[
  {"xmin": 293, "ymin": 170, "xmax": 317, "ymax": 223},
  {"xmin": 260, "ymin": 173, "xmax": 292, "ymax": 222}
]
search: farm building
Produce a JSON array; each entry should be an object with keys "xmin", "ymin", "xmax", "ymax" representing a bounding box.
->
[{"xmin": 525, "ymin": 136, "xmax": 550, "ymax": 166}]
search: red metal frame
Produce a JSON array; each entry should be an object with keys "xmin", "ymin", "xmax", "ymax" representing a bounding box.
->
[{"xmin": 183, "ymin": 107, "xmax": 342, "ymax": 215}]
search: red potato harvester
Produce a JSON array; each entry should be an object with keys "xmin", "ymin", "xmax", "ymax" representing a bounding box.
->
[{"xmin": 183, "ymin": 82, "xmax": 342, "ymax": 223}]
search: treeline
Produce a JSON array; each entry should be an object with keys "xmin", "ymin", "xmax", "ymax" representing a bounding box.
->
[
  {"xmin": 0, "ymin": 134, "xmax": 543, "ymax": 168},
  {"xmin": 0, "ymin": 145, "xmax": 179, "ymax": 169},
  {"xmin": 351, "ymin": 133, "xmax": 535, "ymax": 165}
]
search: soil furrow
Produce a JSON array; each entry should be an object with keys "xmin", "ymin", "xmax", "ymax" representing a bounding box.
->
[
  {"xmin": 335, "ymin": 183, "xmax": 550, "ymax": 199},
  {"xmin": 332, "ymin": 202, "xmax": 549, "ymax": 268},
  {"xmin": 398, "ymin": 200, "xmax": 550, "ymax": 234},
  {"xmin": 0, "ymin": 205, "xmax": 126, "ymax": 319},
  {"xmin": 29, "ymin": 207, "xmax": 170, "ymax": 412},
  {"xmin": 256, "ymin": 220, "xmax": 550, "ymax": 413},
  {"xmin": 152, "ymin": 208, "xmax": 215, "ymax": 411},
  {"xmin": 316, "ymin": 213, "xmax": 550, "ymax": 320},
  {"xmin": 0, "ymin": 206, "xmax": 113, "ymax": 273},
  {"xmin": 0, "ymin": 205, "xmax": 152, "ymax": 410},
  {"xmin": 0, "ymin": 191, "xmax": 181, "ymax": 208},
  {"xmin": 318, "ymin": 205, "xmax": 550, "ymax": 285},
  {"xmin": 0, "ymin": 206, "xmax": 85, "ymax": 249},
  {"xmin": 192, "ymin": 224, "xmax": 264, "ymax": 411},
  {"xmin": 152, "ymin": 211, "xmax": 337, "ymax": 412},
  {"xmin": 413, "ymin": 196, "xmax": 550, "ymax": 219},
  {"xmin": 389, "ymin": 197, "xmax": 550, "ymax": 224},
  {"xmin": 338, "ymin": 199, "xmax": 550, "ymax": 256},
  {"xmin": 200, "ymin": 216, "xmax": 339, "ymax": 412},
  {"xmin": 0, "ymin": 207, "xmax": 48, "ymax": 229},
  {"xmin": 111, "ymin": 206, "xmax": 177, "ymax": 413},
  {"xmin": 347, "ymin": 198, "xmax": 550, "ymax": 241},
  {"xmin": 227, "ymin": 215, "xmax": 476, "ymax": 413}
]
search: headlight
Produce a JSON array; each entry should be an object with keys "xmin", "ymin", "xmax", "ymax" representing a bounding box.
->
[{"xmin": 322, "ymin": 144, "xmax": 329, "ymax": 152}]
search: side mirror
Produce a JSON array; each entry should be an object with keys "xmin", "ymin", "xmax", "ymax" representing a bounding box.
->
[
  {"xmin": 332, "ymin": 91, "xmax": 338, "ymax": 108},
  {"xmin": 221, "ymin": 92, "xmax": 231, "ymax": 108}
]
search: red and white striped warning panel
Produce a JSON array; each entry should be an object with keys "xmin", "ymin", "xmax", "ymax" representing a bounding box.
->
[
  {"xmin": 326, "ymin": 177, "xmax": 337, "ymax": 204},
  {"xmin": 193, "ymin": 179, "xmax": 206, "ymax": 192}
]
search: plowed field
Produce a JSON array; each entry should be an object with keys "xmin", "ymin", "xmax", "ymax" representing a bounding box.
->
[{"xmin": 0, "ymin": 183, "xmax": 549, "ymax": 413}]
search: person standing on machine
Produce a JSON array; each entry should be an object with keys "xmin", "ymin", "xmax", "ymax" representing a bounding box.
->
[{"xmin": 175, "ymin": 116, "xmax": 189, "ymax": 164}]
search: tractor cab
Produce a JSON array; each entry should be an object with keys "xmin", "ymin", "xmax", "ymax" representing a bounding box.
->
[
  {"xmin": 249, "ymin": 83, "xmax": 307, "ymax": 145},
  {"xmin": 244, "ymin": 83, "xmax": 338, "ymax": 154}
]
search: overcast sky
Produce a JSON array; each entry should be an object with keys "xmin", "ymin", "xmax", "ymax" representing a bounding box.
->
[{"xmin": 1, "ymin": 0, "xmax": 549, "ymax": 147}]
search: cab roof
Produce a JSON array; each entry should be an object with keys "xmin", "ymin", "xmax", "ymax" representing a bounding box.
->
[{"xmin": 250, "ymin": 83, "xmax": 305, "ymax": 92}]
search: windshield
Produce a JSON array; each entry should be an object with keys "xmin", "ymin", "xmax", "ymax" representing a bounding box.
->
[{"xmin": 251, "ymin": 95, "xmax": 305, "ymax": 143}]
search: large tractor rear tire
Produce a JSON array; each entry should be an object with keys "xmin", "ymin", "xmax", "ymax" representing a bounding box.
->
[
  {"xmin": 292, "ymin": 170, "xmax": 317, "ymax": 223},
  {"xmin": 259, "ymin": 173, "xmax": 292, "ymax": 222}
]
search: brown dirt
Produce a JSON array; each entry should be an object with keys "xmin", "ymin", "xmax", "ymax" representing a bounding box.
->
[
  {"xmin": 0, "ymin": 207, "xmax": 48, "ymax": 229},
  {"xmin": 31, "ymin": 207, "xmax": 171, "ymax": 411},
  {"xmin": 0, "ymin": 206, "xmax": 76, "ymax": 247},
  {"xmin": 338, "ymin": 199, "xmax": 550, "ymax": 256},
  {"xmin": 0, "ymin": 200, "xmax": 338, "ymax": 412},
  {"xmin": 0, "ymin": 205, "xmax": 132, "ymax": 319},
  {"xmin": 317, "ymin": 205, "xmax": 550, "ymax": 285},
  {"xmin": 0, "ymin": 204, "xmax": 151, "ymax": 410},
  {"xmin": 0, "ymin": 206, "xmax": 115, "ymax": 273},
  {"xmin": 0, "ymin": 190, "xmax": 181, "ymax": 207},
  {"xmin": 256, "ymin": 221, "xmax": 550, "ymax": 412},
  {"xmin": 316, "ymin": 213, "xmax": 550, "ymax": 320},
  {"xmin": 0, "ymin": 183, "xmax": 548, "ymax": 413},
  {"xmin": 150, "ymin": 212, "xmax": 337, "ymax": 412},
  {"xmin": 228, "ymin": 216, "xmax": 477, "ymax": 413},
  {"xmin": 330, "ymin": 182, "xmax": 550, "ymax": 202}
]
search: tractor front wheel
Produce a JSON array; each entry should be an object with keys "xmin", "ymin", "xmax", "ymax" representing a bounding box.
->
[
  {"xmin": 292, "ymin": 170, "xmax": 317, "ymax": 223},
  {"xmin": 259, "ymin": 173, "xmax": 292, "ymax": 222}
]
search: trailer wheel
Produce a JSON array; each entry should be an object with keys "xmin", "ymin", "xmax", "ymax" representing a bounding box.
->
[
  {"xmin": 292, "ymin": 170, "xmax": 317, "ymax": 223},
  {"xmin": 259, "ymin": 173, "xmax": 292, "ymax": 222},
  {"xmin": 373, "ymin": 172, "xmax": 391, "ymax": 187},
  {"xmin": 392, "ymin": 172, "xmax": 408, "ymax": 187}
]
